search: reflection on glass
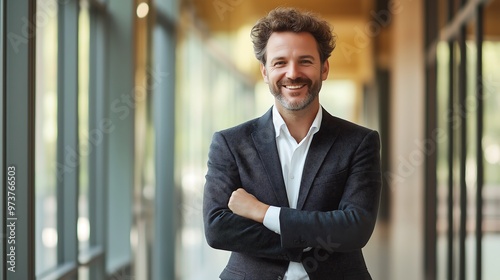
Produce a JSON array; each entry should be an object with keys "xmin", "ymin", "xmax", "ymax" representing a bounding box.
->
[
  {"xmin": 176, "ymin": 31, "xmax": 255, "ymax": 280},
  {"xmin": 35, "ymin": 0, "xmax": 58, "ymax": 274},
  {"xmin": 482, "ymin": 40, "xmax": 500, "ymax": 191},
  {"xmin": 78, "ymin": 0, "xmax": 91, "ymax": 250},
  {"xmin": 434, "ymin": 9, "xmax": 500, "ymax": 278},
  {"xmin": 79, "ymin": 266, "xmax": 89, "ymax": 280},
  {"xmin": 481, "ymin": 38, "xmax": 500, "ymax": 280},
  {"xmin": 465, "ymin": 23, "xmax": 478, "ymax": 279},
  {"xmin": 435, "ymin": 41, "xmax": 450, "ymax": 280}
]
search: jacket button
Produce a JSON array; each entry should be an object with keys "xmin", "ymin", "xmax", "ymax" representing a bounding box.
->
[{"xmin": 277, "ymin": 276, "xmax": 283, "ymax": 280}]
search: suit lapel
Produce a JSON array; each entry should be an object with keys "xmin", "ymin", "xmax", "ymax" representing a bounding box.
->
[
  {"xmin": 296, "ymin": 109, "xmax": 340, "ymax": 210},
  {"xmin": 252, "ymin": 109, "xmax": 290, "ymax": 207}
]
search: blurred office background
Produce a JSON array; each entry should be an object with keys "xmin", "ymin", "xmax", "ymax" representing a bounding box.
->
[{"xmin": 2, "ymin": 0, "xmax": 500, "ymax": 279}]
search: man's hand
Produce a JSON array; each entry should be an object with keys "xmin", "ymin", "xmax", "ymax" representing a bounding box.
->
[{"xmin": 228, "ymin": 188, "xmax": 270, "ymax": 223}]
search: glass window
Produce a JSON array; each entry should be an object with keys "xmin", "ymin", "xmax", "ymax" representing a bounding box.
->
[
  {"xmin": 464, "ymin": 20, "xmax": 478, "ymax": 279},
  {"xmin": 482, "ymin": 2, "xmax": 500, "ymax": 277},
  {"xmin": 35, "ymin": 0, "xmax": 59, "ymax": 274},
  {"xmin": 78, "ymin": 0, "xmax": 91, "ymax": 251},
  {"xmin": 431, "ymin": 2, "xmax": 500, "ymax": 278},
  {"xmin": 435, "ymin": 40, "xmax": 449, "ymax": 280},
  {"xmin": 176, "ymin": 29, "xmax": 255, "ymax": 280}
]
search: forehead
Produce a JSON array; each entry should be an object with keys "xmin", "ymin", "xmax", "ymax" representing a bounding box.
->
[{"xmin": 266, "ymin": 32, "xmax": 320, "ymax": 59}]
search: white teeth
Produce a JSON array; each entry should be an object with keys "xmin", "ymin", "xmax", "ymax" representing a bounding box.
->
[{"xmin": 284, "ymin": 85, "xmax": 305, "ymax": 89}]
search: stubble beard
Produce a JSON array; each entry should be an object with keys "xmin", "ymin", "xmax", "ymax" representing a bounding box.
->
[{"xmin": 270, "ymin": 77, "xmax": 322, "ymax": 111}]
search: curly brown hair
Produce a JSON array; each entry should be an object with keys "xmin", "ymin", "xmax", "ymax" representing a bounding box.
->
[{"xmin": 250, "ymin": 7, "xmax": 336, "ymax": 65}]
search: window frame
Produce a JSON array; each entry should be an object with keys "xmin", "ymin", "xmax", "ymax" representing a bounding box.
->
[
  {"xmin": 424, "ymin": 0, "xmax": 488, "ymax": 280},
  {"xmin": 4, "ymin": 0, "xmax": 37, "ymax": 279},
  {"xmin": 2, "ymin": 0, "xmax": 138, "ymax": 279}
]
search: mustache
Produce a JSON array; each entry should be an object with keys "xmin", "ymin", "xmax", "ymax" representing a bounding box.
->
[{"xmin": 278, "ymin": 77, "xmax": 312, "ymax": 86}]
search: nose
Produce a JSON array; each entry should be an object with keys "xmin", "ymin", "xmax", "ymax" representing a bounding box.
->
[{"xmin": 285, "ymin": 62, "xmax": 300, "ymax": 80}]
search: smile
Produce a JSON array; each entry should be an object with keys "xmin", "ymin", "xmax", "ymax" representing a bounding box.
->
[{"xmin": 282, "ymin": 84, "xmax": 306, "ymax": 89}]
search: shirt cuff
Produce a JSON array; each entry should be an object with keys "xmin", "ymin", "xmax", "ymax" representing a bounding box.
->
[{"xmin": 263, "ymin": 206, "xmax": 281, "ymax": 234}]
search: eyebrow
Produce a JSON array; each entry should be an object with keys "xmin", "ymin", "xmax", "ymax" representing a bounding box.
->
[
  {"xmin": 269, "ymin": 57, "xmax": 285, "ymax": 64},
  {"xmin": 298, "ymin": 55, "xmax": 315, "ymax": 60},
  {"xmin": 269, "ymin": 55, "xmax": 316, "ymax": 64}
]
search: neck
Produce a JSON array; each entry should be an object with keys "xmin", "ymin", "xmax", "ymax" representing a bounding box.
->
[{"xmin": 276, "ymin": 102, "xmax": 319, "ymax": 143}]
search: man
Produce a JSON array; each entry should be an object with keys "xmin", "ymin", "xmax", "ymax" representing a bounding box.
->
[{"xmin": 203, "ymin": 7, "xmax": 381, "ymax": 280}]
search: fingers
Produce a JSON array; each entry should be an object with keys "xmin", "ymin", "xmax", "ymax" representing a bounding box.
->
[
  {"xmin": 228, "ymin": 188, "xmax": 245, "ymax": 211},
  {"xmin": 233, "ymin": 188, "xmax": 249, "ymax": 196},
  {"xmin": 227, "ymin": 188, "xmax": 268, "ymax": 223}
]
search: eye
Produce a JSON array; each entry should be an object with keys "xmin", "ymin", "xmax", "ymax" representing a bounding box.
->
[
  {"xmin": 273, "ymin": 61, "xmax": 285, "ymax": 67},
  {"xmin": 300, "ymin": 60, "xmax": 313, "ymax": 64}
]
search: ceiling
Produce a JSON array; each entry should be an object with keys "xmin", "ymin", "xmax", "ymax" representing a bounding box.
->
[
  {"xmin": 180, "ymin": 0, "xmax": 500, "ymax": 82},
  {"xmin": 187, "ymin": 0, "xmax": 374, "ymax": 32},
  {"xmin": 182, "ymin": 0, "xmax": 384, "ymax": 82}
]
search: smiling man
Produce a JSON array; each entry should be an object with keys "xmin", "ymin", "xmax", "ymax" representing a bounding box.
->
[{"xmin": 203, "ymin": 7, "xmax": 382, "ymax": 280}]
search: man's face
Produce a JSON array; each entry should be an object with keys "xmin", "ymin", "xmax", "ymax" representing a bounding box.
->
[{"xmin": 260, "ymin": 31, "xmax": 329, "ymax": 111}]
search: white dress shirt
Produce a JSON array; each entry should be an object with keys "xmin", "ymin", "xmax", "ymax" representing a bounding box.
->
[{"xmin": 263, "ymin": 105, "xmax": 322, "ymax": 280}]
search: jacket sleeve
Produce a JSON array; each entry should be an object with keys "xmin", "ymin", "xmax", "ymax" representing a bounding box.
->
[
  {"xmin": 279, "ymin": 130, "xmax": 382, "ymax": 252},
  {"xmin": 203, "ymin": 132, "xmax": 302, "ymax": 262}
]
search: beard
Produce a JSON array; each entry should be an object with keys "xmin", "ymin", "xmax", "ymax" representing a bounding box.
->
[{"xmin": 268, "ymin": 76, "xmax": 322, "ymax": 111}]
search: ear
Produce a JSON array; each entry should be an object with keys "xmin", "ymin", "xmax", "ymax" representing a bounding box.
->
[
  {"xmin": 260, "ymin": 63, "xmax": 269, "ymax": 84},
  {"xmin": 321, "ymin": 60, "xmax": 330, "ymax": 81}
]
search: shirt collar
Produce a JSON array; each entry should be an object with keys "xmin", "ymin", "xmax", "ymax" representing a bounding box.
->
[{"xmin": 272, "ymin": 105, "xmax": 323, "ymax": 139}]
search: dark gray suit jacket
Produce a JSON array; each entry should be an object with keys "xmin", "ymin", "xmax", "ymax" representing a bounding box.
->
[{"xmin": 203, "ymin": 107, "xmax": 381, "ymax": 280}]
